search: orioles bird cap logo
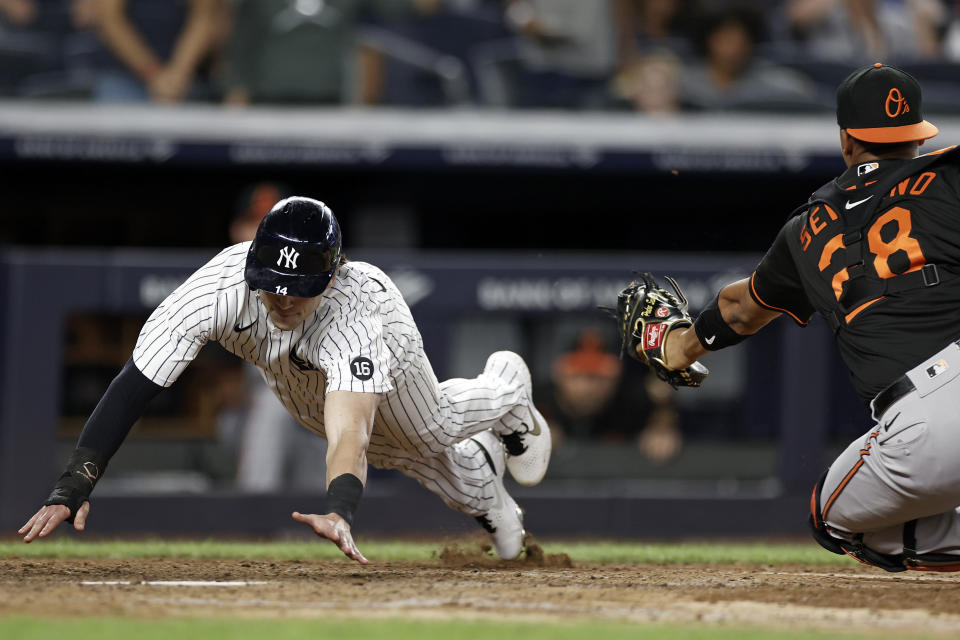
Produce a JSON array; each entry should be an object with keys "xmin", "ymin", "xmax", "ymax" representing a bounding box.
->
[{"xmin": 885, "ymin": 87, "xmax": 910, "ymax": 119}]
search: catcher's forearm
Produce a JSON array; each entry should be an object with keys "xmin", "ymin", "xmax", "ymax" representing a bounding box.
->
[
  {"xmin": 666, "ymin": 279, "xmax": 780, "ymax": 370},
  {"xmin": 716, "ymin": 279, "xmax": 779, "ymax": 335},
  {"xmin": 663, "ymin": 280, "xmax": 748, "ymax": 369}
]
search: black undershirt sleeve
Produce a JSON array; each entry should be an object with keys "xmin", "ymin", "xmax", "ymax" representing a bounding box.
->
[{"xmin": 76, "ymin": 358, "xmax": 165, "ymax": 461}]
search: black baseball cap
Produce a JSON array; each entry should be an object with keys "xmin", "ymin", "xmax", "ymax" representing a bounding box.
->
[{"xmin": 836, "ymin": 63, "xmax": 938, "ymax": 144}]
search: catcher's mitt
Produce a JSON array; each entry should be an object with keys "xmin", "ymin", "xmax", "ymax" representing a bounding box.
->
[{"xmin": 612, "ymin": 273, "xmax": 709, "ymax": 389}]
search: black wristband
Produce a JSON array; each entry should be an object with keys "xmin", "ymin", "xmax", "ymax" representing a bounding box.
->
[
  {"xmin": 326, "ymin": 473, "xmax": 364, "ymax": 527},
  {"xmin": 43, "ymin": 447, "xmax": 107, "ymax": 522},
  {"xmin": 693, "ymin": 293, "xmax": 747, "ymax": 351}
]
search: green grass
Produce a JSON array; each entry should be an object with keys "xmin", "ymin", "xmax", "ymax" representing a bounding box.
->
[
  {"xmin": 0, "ymin": 617, "xmax": 914, "ymax": 640},
  {"xmin": 0, "ymin": 538, "xmax": 854, "ymax": 566},
  {"xmin": 537, "ymin": 541, "xmax": 846, "ymax": 565}
]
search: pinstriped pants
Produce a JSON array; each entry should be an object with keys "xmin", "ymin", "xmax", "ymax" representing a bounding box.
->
[
  {"xmin": 819, "ymin": 342, "xmax": 960, "ymax": 562},
  {"xmin": 366, "ymin": 351, "xmax": 531, "ymax": 517}
]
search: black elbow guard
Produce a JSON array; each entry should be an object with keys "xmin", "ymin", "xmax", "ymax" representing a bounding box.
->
[{"xmin": 43, "ymin": 447, "xmax": 107, "ymax": 522}]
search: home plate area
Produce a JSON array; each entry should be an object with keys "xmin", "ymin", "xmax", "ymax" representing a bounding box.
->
[{"xmin": 5, "ymin": 550, "xmax": 960, "ymax": 635}]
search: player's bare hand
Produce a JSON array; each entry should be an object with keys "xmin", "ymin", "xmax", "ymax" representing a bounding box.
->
[
  {"xmin": 292, "ymin": 511, "xmax": 368, "ymax": 565},
  {"xmin": 18, "ymin": 501, "xmax": 90, "ymax": 543}
]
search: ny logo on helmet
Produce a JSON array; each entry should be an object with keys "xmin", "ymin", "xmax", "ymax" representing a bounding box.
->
[{"xmin": 277, "ymin": 246, "xmax": 300, "ymax": 269}]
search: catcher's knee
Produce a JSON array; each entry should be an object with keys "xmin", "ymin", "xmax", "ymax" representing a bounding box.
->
[
  {"xmin": 809, "ymin": 471, "xmax": 960, "ymax": 572},
  {"xmin": 808, "ymin": 469, "xmax": 847, "ymax": 556},
  {"xmin": 808, "ymin": 469, "xmax": 904, "ymax": 572}
]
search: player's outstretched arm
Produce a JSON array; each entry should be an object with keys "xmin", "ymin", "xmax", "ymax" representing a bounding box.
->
[
  {"xmin": 293, "ymin": 391, "xmax": 379, "ymax": 565},
  {"xmin": 19, "ymin": 359, "xmax": 164, "ymax": 542},
  {"xmin": 664, "ymin": 277, "xmax": 781, "ymax": 371}
]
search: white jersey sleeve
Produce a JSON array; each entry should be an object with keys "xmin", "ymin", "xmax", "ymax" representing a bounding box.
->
[
  {"xmin": 132, "ymin": 245, "xmax": 245, "ymax": 387},
  {"xmin": 318, "ymin": 313, "xmax": 393, "ymax": 394}
]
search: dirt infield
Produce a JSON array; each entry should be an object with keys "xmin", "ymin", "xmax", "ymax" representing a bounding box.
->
[{"xmin": 3, "ymin": 543, "xmax": 960, "ymax": 636}]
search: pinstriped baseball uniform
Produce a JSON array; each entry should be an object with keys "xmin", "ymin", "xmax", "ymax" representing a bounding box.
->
[{"xmin": 133, "ymin": 242, "xmax": 531, "ymax": 516}]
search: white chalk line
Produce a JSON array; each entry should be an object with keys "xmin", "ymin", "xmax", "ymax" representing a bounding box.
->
[
  {"xmin": 132, "ymin": 593, "xmax": 960, "ymax": 633},
  {"xmin": 140, "ymin": 594, "xmax": 681, "ymax": 621},
  {"xmin": 773, "ymin": 570, "xmax": 960, "ymax": 583},
  {"xmin": 74, "ymin": 575, "xmax": 960, "ymax": 633},
  {"xmin": 80, "ymin": 580, "xmax": 269, "ymax": 587}
]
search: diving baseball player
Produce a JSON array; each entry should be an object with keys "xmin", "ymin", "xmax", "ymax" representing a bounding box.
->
[
  {"xmin": 19, "ymin": 197, "xmax": 552, "ymax": 562},
  {"xmin": 615, "ymin": 63, "xmax": 960, "ymax": 572}
]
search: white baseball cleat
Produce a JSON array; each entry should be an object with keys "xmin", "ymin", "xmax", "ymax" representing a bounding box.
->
[
  {"xmin": 483, "ymin": 351, "xmax": 552, "ymax": 487},
  {"xmin": 470, "ymin": 429, "xmax": 525, "ymax": 560},
  {"xmin": 502, "ymin": 404, "xmax": 551, "ymax": 487}
]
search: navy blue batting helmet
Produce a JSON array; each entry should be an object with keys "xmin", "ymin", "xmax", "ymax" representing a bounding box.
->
[{"xmin": 244, "ymin": 196, "xmax": 342, "ymax": 297}]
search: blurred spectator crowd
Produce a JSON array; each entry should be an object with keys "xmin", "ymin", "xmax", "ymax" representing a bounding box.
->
[{"xmin": 1, "ymin": 0, "xmax": 959, "ymax": 113}]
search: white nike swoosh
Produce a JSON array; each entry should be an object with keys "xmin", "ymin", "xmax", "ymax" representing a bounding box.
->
[
  {"xmin": 845, "ymin": 195, "xmax": 873, "ymax": 210},
  {"xmin": 704, "ymin": 335, "xmax": 716, "ymax": 345}
]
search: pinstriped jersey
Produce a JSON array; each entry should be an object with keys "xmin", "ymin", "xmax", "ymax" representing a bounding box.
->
[{"xmin": 133, "ymin": 242, "xmax": 422, "ymax": 437}]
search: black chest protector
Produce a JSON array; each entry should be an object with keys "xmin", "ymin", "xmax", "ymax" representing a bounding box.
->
[{"xmin": 796, "ymin": 149, "xmax": 958, "ymax": 333}]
